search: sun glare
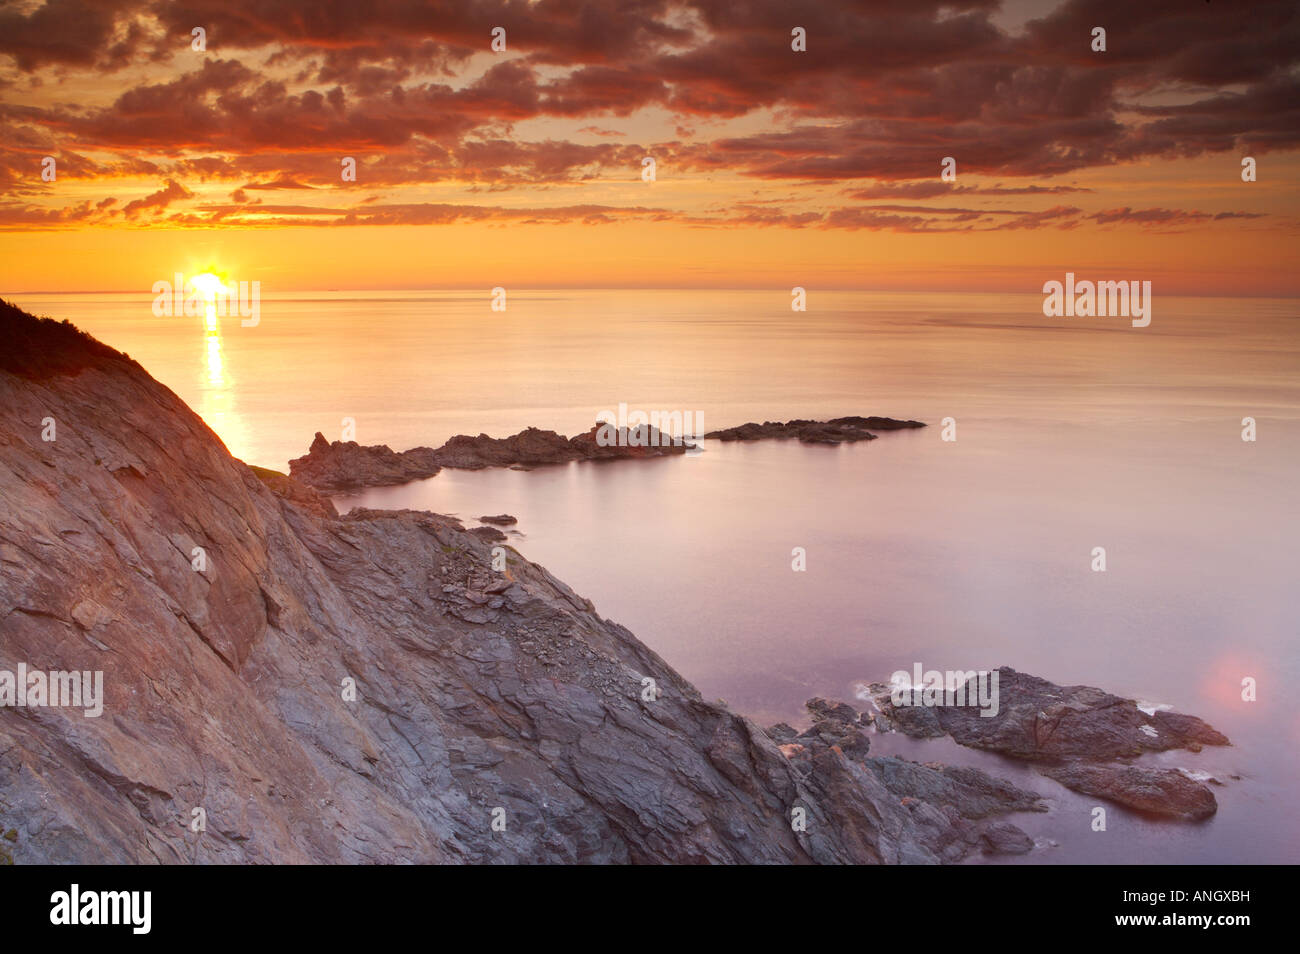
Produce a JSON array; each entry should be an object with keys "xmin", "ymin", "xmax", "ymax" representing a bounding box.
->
[{"xmin": 192, "ymin": 272, "xmax": 227, "ymax": 300}]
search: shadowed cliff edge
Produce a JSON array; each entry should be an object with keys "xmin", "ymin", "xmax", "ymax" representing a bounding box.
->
[{"xmin": 0, "ymin": 300, "xmax": 1225, "ymax": 863}]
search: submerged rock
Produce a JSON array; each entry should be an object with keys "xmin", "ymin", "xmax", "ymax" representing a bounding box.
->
[{"xmin": 478, "ymin": 514, "xmax": 518, "ymax": 526}]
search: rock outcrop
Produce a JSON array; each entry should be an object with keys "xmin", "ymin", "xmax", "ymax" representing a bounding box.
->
[
  {"xmin": 1038, "ymin": 764, "xmax": 1218, "ymax": 821},
  {"xmin": 766, "ymin": 698, "xmax": 1046, "ymax": 861},
  {"xmin": 0, "ymin": 300, "xmax": 1034, "ymax": 864},
  {"xmin": 290, "ymin": 424, "xmax": 692, "ymax": 492},
  {"xmin": 287, "ymin": 433, "xmax": 442, "ymax": 491},
  {"xmin": 290, "ymin": 415, "xmax": 927, "ymax": 492},
  {"xmin": 703, "ymin": 416, "xmax": 925, "ymax": 444},
  {"xmin": 867, "ymin": 668, "xmax": 1230, "ymax": 819}
]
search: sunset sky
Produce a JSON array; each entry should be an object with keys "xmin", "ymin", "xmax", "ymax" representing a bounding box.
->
[{"xmin": 1, "ymin": 0, "xmax": 1297, "ymax": 294}]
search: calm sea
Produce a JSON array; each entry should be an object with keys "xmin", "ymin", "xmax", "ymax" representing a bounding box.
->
[{"xmin": 10, "ymin": 288, "xmax": 1299, "ymax": 864}]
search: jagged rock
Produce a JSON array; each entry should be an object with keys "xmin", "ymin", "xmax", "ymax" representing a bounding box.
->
[
  {"xmin": 981, "ymin": 822, "xmax": 1036, "ymax": 855},
  {"xmin": 870, "ymin": 667, "xmax": 1229, "ymax": 761},
  {"xmin": 288, "ymin": 433, "xmax": 441, "ymax": 491},
  {"xmin": 0, "ymin": 300, "xmax": 1033, "ymax": 865},
  {"xmin": 704, "ymin": 416, "xmax": 925, "ymax": 443},
  {"xmin": 1039, "ymin": 764, "xmax": 1218, "ymax": 820},
  {"xmin": 766, "ymin": 698, "xmax": 1045, "ymax": 861},
  {"xmin": 867, "ymin": 667, "xmax": 1230, "ymax": 822},
  {"xmin": 290, "ymin": 423, "xmax": 693, "ymax": 491},
  {"xmin": 431, "ymin": 427, "xmax": 579, "ymax": 469}
]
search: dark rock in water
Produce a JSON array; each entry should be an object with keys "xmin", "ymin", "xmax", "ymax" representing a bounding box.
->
[
  {"xmin": 468, "ymin": 525, "xmax": 507, "ymax": 543},
  {"xmin": 704, "ymin": 416, "xmax": 925, "ymax": 444},
  {"xmin": 871, "ymin": 667, "xmax": 1229, "ymax": 761},
  {"xmin": 568, "ymin": 423, "xmax": 694, "ymax": 460},
  {"xmin": 289, "ymin": 414, "xmax": 926, "ymax": 492},
  {"xmin": 981, "ymin": 822, "xmax": 1036, "ymax": 855},
  {"xmin": 1039, "ymin": 764, "xmax": 1218, "ymax": 820},
  {"xmin": 433, "ymin": 426, "xmax": 579, "ymax": 469},
  {"xmin": 291, "ymin": 422, "xmax": 693, "ymax": 490},
  {"xmin": 867, "ymin": 667, "xmax": 1230, "ymax": 823},
  {"xmin": 479, "ymin": 514, "xmax": 518, "ymax": 526},
  {"xmin": 435, "ymin": 423, "xmax": 691, "ymax": 470},
  {"xmin": 288, "ymin": 432, "xmax": 441, "ymax": 492},
  {"xmin": 0, "ymin": 300, "xmax": 1038, "ymax": 865}
]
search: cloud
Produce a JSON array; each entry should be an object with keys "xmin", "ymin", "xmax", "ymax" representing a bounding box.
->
[
  {"xmin": 121, "ymin": 178, "xmax": 193, "ymax": 217},
  {"xmin": 0, "ymin": 0, "xmax": 1294, "ymax": 232}
]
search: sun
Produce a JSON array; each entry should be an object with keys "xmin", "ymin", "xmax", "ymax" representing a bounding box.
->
[{"xmin": 191, "ymin": 272, "xmax": 227, "ymax": 301}]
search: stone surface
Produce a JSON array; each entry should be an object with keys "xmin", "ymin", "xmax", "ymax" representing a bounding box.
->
[
  {"xmin": 870, "ymin": 667, "xmax": 1228, "ymax": 761},
  {"xmin": 287, "ymin": 433, "xmax": 441, "ymax": 491},
  {"xmin": 765, "ymin": 698, "xmax": 1046, "ymax": 862},
  {"xmin": 1038, "ymin": 764, "xmax": 1218, "ymax": 820}
]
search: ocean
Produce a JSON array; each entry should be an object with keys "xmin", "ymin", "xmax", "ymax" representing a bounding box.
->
[{"xmin": 10, "ymin": 287, "xmax": 1298, "ymax": 863}]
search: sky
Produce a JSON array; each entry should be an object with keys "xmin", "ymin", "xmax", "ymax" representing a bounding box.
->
[{"xmin": 0, "ymin": 0, "xmax": 1297, "ymax": 294}]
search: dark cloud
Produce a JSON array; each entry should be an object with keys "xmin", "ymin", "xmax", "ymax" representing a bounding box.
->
[{"xmin": 0, "ymin": 0, "xmax": 1294, "ymax": 228}]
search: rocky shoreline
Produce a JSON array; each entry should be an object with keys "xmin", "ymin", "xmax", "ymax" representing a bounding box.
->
[
  {"xmin": 865, "ymin": 668, "xmax": 1230, "ymax": 820},
  {"xmin": 289, "ymin": 416, "xmax": 926, "ymax": 492},
  {"xmin": 0, "ymin": 301, "xmax": 1231, "ymax": 863},
  {"xmin": 289, "ymin": 423, "xmax": 693, "ymax": 492}
]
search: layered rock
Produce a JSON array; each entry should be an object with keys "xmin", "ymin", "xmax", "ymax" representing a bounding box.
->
[
  {"xmin": 0, "ymin": 300, "xmax": 1033, "ymax": 864},
  {"xmin": 766, "ymin": 698, "xmax": 1046, "ymax": 861},
  {"xmin": 867, "ymin": 668, "xmax": 1230, "ymax": 819},
  {"xmin": 703, "ymin": 415, "xmax": 925, "ymax": 444},
  {"xmin": 1038, "ymin": 764, "xmax": 1218, "ymax": 821}
]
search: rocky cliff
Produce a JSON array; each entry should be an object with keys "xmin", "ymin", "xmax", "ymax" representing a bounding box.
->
[{"xmin": 0, "ymin": 300, "xmax": 1047, "ymax": 863}]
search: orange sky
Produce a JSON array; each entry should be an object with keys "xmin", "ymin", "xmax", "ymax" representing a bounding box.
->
[{"xmin": 1, "ymin": 0, "xmax": 1296, "ymax": 295}]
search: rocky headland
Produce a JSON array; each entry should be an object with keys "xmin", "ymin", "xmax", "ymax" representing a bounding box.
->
[
  {"xmin": 0, "ymin": 301, "xmax": 1032, "ymax": 864},
  {"xmin": 0, "ymin": 301, "xmax": 1230, "ymax": 862}
]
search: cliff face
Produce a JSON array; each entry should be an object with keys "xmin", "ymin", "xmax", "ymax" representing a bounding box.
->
[{"xmin": 0, "ymin": 301, "xmax": 1034, "ymax": 864}]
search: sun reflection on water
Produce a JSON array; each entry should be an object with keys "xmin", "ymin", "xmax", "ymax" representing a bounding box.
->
[{"xmin": 194, "ymin": 291, "xmax": 252, "ymax": 461}]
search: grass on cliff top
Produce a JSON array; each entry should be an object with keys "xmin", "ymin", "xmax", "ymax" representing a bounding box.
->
[{"xmin": 0, "ymin": 298, "xmax": 136, "ymax": 380}]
